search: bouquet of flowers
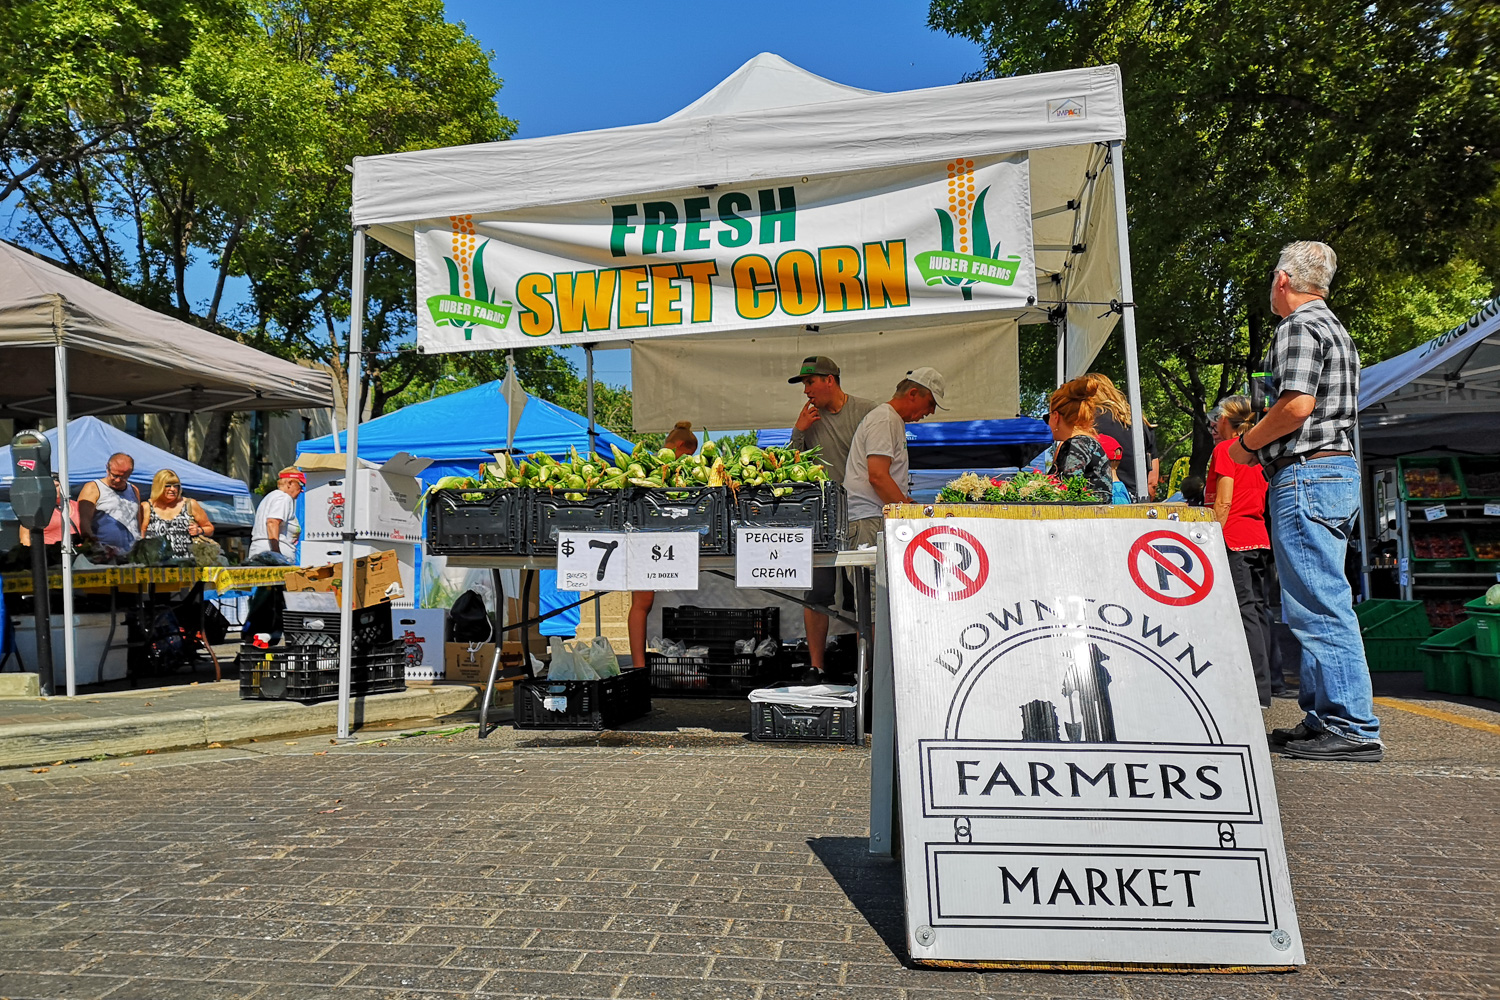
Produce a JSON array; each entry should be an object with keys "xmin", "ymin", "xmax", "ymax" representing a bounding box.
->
[{"xmin": 937, "ymin": 470, "xmax": 1103, "ymax": 504}]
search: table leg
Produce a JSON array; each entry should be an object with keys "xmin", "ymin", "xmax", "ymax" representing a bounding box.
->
[
  {"xmin": 479, "ymin": 567, "xmax": 506, "ymax": 739},
  {"xmin": 869, "ymin": 533, "xmax": 896, "ymax": 856}
]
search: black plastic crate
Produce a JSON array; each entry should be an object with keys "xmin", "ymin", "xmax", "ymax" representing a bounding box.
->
[
  {"xmin": 526, "ymin": 489, "xmax": 626, "ymax": 555},
  {"xmin": 514, "ymin": 666, "xmax": 652, "ymax": 730},
  {"xmin": 733, "ymin": 482, "xmax": 847, "ymax": 552},
  {"xmin": 750, "ymin": 701, "xmax": 859, "ymax": 744},
  {"xmin": 427, "ymin": 487, "xmax": 524, "ymax": 555},
  {"xmin": 625, "ymin": 486, "xmax": 730, "ymax": 554},
  {"xmin": 662, "ymin": 605, "xmax": 779, "ymax": 656},
  {"xmin": 282, "ymin": 602, "xmax": 392, "ymax": 651},
  {"xmin": 645, "ymin": 653, "xmax": 782, "ymax": 697},
  {"xmin": 237, "ymin": 641, "xmax": 406, "ymax": 703}
]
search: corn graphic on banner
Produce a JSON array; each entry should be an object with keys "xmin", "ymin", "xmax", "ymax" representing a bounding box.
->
[{"xmin": 413, "ymin": 154, "xmax": 1036, "ymax": 354}]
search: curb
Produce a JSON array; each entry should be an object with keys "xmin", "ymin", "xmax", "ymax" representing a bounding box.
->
[{"xmin": 0, "ymin": 686, "xmax": 481, "ymax": 770}]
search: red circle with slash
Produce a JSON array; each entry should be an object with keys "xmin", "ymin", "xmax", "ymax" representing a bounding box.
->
[
  {"xmin": 904, "ymin": 526, "xmax": 990, "ymax": 601},
  {"xmin": 1128, "ymin": 530, "xmax": 1214, "ymax": 606}
]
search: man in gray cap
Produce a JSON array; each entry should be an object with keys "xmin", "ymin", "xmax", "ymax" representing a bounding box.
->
[
  {"xmin": 844, "ymin": 367, "xmax": 945, "ymax": 549},
  {"xmin": 788, "ymin": 355, "xmax": 876, "ymax": 677}
]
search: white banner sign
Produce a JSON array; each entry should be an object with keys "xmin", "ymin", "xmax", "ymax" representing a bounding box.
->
[
  {"xmin": 885, "ymin": 516, "xmax": 1303, "ymax": 968},
  {"xmin": 414, "ymin": 156, "xmax": 1037, "ymax": 353},
  {"xmin": 555, "ymin": 531, "xmax": 699, "ymax": 592}
]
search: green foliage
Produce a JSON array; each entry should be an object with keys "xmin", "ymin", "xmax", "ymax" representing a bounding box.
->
[{"xmin": 930, "ymin": 0, "xmax": 1500, "ymax": 473}]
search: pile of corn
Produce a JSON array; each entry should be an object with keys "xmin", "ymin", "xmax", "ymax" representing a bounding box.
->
[{"xmin": 423, "ymin": 442, "xmax": 830, "ymax": 504}]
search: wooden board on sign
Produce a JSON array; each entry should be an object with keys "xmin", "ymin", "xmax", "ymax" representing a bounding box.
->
[{"xmin": 883, "ymin": 507, "xmax": 1302, "ymax": 970}]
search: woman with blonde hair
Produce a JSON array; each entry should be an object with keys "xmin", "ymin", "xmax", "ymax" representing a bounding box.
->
[
  {"xmin": 1206, "ymin": 395, "xmax": 1276, "ymax": 706},
  {"xmin": 138, "ymin": 469, "xmax": 214, "ymax": 560},
  {"xmin": 1089, "ymin": 372, "xmax": 1159, "ymax": 499},
  {"xmin": 1046, "ymin": 376, "xmax": 1114, "ymax": 502},
  {"xmin": 628, "ymin": 422, "xmax": 699, "ymax": 670}
]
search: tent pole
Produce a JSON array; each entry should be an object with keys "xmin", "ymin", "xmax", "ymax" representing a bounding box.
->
[
  {"xmin": 54, "ymin": 312, "xmax": 76, "ymax": 697},
  {"xmin": 1054, "ymin": 314, "xmax": 1066, "ymax": 386},
  {"xmin": 505, "ymin": 350, "xmax": 517, "ymax": 455},
  {"xmin": 1107, "ymin": 140, "xmax": 1148, "ymax": 495},
  {"xmin": 1353, "ymin": 419, "xmax": 1371, "ymax": 601},
  {"xmin": 584, "ymin": 344, "xmax": 598, "ymax": 458},
  {"xmin": 336, "ymin": 227, "xmax": 368, "ymax": 742}
]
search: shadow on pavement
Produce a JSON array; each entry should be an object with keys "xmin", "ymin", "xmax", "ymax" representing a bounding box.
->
[
  {"xmin": 1370, "ymin": 669, "xmax": 1498, "ymax": 711},
  {"xmin": 808, "ymin": 835, "xmax": 907, "ymax": 960}
]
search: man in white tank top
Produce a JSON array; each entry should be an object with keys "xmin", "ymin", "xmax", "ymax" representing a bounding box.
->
[{"xmin": 77, "ymin": 452, "xmax": 142, "ymax": 558}]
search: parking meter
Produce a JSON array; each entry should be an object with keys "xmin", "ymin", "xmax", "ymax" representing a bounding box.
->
[
  {"xmin": 11, "ymin": 431, "xmax": 57, "ymax": 529},
  {"xmin": 10, "ymin": 430, "xmax": 56, "ymax": 694}
]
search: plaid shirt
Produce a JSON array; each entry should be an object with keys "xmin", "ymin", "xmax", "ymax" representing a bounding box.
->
[{"xmin": 1253, "ymin": 299, "xmax": 1360, "ymax": 468}]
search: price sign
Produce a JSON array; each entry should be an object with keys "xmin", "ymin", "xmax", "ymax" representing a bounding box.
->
[
  {"xmin": 627, "ymin": 532, "xmax": 699, "ymax": 590},
  {"xmin": 1424, "ymin": 505, "xmax": 1448, "ymax": 521},
  {"xmin": 735, "ymin": 527, "xmax": 813, "ymax": 589},
  {"xmin": 556, "ymin": 531, "xmax": 628, "ymax": 592},
  {"xmin": 1485, "ymin": 503, "xmax": 1500, "ymax": 517}
]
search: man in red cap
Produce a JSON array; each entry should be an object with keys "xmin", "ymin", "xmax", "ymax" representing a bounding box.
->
[
  {"xmin": 248, "ymin": 466, "xmax": 305, "ymax": 563},
  {"xmin": 1096, "ymin": 434, "xmax": 1132, "ymax": 504}
]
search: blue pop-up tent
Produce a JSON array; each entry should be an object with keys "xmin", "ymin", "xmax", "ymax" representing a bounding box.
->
[
  {"xmin": 299, "ymin": 381, "xmax": 638, "ymax": 636},
  {"xmin": 757, "ymin": 417, "xmax": 1053, "ymax": 470},
  {"xmin": 300, "ymin": 380, "xmax": 635, "ymax": 481},
  {"xmin": 0, "ymin": 416, "xmax": 251, "ymax": 500}
]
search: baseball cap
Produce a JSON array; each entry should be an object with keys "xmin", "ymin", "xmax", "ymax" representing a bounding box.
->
[
  {"xmin": 1097, "ymin": 434, "xmax": 1124, "ymax": 461},
  {"xmin": 788, "ymin": 356, "xmax": 840, "ymax": 383},
  {"xmin": 277, "ymin": 466, "xmax": 306, "ymax": 483},
  {"xmin": 904, "ymin": 367, "xmax": 948, "ymax": 409}
]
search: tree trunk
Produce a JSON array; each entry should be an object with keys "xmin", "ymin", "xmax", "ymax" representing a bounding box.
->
[{"xmin": 197, "ymin": 412, "xmax": 231, "ymax": 473}]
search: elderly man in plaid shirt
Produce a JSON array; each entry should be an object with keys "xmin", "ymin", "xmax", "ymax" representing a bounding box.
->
[{"xmin": 1228, "ymin": 241, "xmax": 1383, "ymax": 762}]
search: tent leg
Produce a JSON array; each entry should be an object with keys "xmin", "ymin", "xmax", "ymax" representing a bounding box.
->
[
  {"xmin": 505, "ymin": 351, "xmax": 517, "ymax": 456},
  {"xmin": 1107, "ymin": 141, "xmax": 1149, "ymax": 495},
  {"xmin": 54, "ymin": 327, "xmax": 76, "ymax": 696},
  {"xmin": 336, "ymin": 227, "xmax": 368, "ymax": 742},
  {"xmin": 1055, "ymin": 315, "xmax": 1066, "ymax": 386},
  {"xmin": 1353, "ymin": 420, "xmax": 1371, "ymax": 602},
  {"xmin": 584, "ymin": 344, "xmax": 598, "ymax": 458}
]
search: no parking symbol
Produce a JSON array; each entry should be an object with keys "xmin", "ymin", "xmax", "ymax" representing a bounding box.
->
[
  {"xmin": 1128, "ymin": 530, "xmax": 1214, "ymax": 606},
  {"xmin": 904, "ymin": 526, "xmax": 990, "ymax": 601}
]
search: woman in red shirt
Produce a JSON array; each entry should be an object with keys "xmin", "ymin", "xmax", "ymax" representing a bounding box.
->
[{"xmin": 1205, "ymin": 396, "xmax": 1274, "ymax": 708}]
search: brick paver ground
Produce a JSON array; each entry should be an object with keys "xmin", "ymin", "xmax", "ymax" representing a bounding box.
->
[{"xmin": 1, "ymin": 695, "xmax": 1498, "ymax": 1000}]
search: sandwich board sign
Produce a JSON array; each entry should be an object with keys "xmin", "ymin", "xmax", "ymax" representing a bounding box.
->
[{"xmin": 885, "ymin": 510, "xmax": 1303, "ymax": 969}]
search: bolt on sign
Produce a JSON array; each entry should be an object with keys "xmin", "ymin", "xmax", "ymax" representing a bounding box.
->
[
  {"xmin": 413, "ymin": 156, "xmax": 1037, "ymax": 354},
  {"xmin": 885, "ymin": 513, "xmax": 1303, "ymax": 969}
]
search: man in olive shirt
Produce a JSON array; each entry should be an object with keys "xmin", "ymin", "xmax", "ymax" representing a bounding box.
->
[{"xmin": 787, "ymin": 356, "xmax": 876, "ymax": 677}]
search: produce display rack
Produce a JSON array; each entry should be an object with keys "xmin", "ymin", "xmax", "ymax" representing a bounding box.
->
[{"xmin": 1393, "ymin": 458, "xmax": 1500, "ymax": 625}]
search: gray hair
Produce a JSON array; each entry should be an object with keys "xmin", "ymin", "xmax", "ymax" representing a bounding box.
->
[{"xmin": 1275, "ymin": 241, "xmax": 1337, "ymax": 295}]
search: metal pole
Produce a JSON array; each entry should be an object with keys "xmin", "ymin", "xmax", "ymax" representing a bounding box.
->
[
  {"xmin": 1055, "ymin": 314, "xmax": 1066, "ymax": 386},
  {"xmin": 1353, "ymin": 419, "xmax": 1372, "ymax": 601},
  {"xmin": 336, "ymin": 227, "xmax": 367, "ymax": 741},
  {"xmin": 505, "ymin": 351, "xmax": 517, "ymax": 456},
  {"xmin": 1107, "ymin": 141, "xmax": 1149, "ymax": 495},
  {"xmin": 584, "ymin": 345, "xmax": 600, "ymax": 636},
  {"xmin": 54, "ymin": 311, "xmax": 76, "ymax": 696},
  {"xmin": 868, "ymin": 533, "xmax": 896, "ymax": 856}
]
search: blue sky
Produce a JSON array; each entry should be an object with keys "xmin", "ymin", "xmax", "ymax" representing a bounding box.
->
[{"xmin": 456, "ymin": 0, "xmax": 984, "ymax": 387}]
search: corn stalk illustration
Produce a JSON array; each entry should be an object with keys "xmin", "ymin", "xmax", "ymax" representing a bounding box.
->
[
  {"xmin": 935, "ymin": 158, "xmax": 1002, "ymax": 301},
  {"xmin": 440, "ymin": 214, "xmax": 495, "ymax": 337}
]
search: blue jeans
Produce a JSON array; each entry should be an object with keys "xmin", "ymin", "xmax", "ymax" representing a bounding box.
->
[{"xmin": 1267, "ymin": 456, "xmax": 1380, "ymax": 743}]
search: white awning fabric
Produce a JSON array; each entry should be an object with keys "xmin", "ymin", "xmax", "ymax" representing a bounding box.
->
[
  {"xmin": 0, "ymin": 240, "xmax": 333, "ymax": 417},
  {"xmin": 1360, "ymin": 294, "xmax": 1500, "ymax": 415},
  {"xmin": 351, "ymin": 56, "xmax": 1129, "ymax": 430}
]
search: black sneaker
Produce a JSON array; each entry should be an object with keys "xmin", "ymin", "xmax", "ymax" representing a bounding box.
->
[
  {"xmin": 1281, "ymin": 731, "xmax": 1384, "ymax": 762},
  {"xmin": 1267, "ymin": 721, "xmax": 1317, "ymax": 747},
  {"xmin": 1271, "ymin": 688, "xmax": 1299, "ymax": 700}
]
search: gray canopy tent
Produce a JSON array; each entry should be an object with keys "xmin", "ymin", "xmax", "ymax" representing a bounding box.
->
[{"xmin": 0, "ymin": 239, "xmax": 334, "ymax": 694}]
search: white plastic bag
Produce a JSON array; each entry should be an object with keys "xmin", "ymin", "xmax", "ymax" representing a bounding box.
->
[
  {"xmin": 584, "ymin": 636, "xmax": 621, "ymax": 677},
  {"xmin": 754, "ymin": 637, "xmax": 779, "ymax": 659}
]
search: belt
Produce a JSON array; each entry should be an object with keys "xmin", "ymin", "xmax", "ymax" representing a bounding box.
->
[{"xmin": 1267, "ymin": 449, "xmax": 1352, "ymax": 477}]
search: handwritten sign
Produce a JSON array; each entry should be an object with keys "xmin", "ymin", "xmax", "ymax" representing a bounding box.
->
[{"xmin": 735, "ymin": 527, "xmax": 813, "ymax": 589}]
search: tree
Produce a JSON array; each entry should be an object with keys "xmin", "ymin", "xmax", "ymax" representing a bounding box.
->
[
  {"xmin": 2, "ymin": 0, "xmax": 514, "ymax": 464},
  {"xmin": 930, "ymin": 0, "xmax": 1500, "ymax": 473}
]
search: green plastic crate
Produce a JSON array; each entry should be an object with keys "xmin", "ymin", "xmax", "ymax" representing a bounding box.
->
[
  {"xmin": 1418, "ymin": 619, "xmax": 1476, "ymax": 695},
  {"xmin": 1476, "ymin": 616, "xmax": 1500, "ymax": 655},
  {"xmin": 1466, "ymin": 650, "xmax": 1500, "ymax": 701},
  {"xmin": 1396, "ymin": 456, "xmax": 1466, "ymax": 502},
  {"xmin": 1463, "ymin": 596, "xmax": 1500, "ymax": 616},
  {"xmin": 1362, "ymin": 636, "xmax": 1425, "ymax": 673},
  {"xmin": 1354, "ymin": 599, "xmax": 1433, "ymax": 640},
  {"xmin": 1457, "ymin": 457, "xmax": 1500, "ymax": 499}
]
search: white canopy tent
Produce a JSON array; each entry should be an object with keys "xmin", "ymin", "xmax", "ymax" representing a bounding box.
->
[
  {"xmin": 0, "ymin": 239, "xmax": 333, "ymax": 694},
  {"xmin": 342, "ymin": 55, "xmax": 1145, "ymax": 739}
]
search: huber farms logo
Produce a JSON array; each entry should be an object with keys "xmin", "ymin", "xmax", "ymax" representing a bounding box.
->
[
  {"xmin": 915, "ymin": 158, "xmax": 1023, "ymax": 300},
  {"xmin": 426, "ymin": 214, "xmax": 515, "ymax": 338}
]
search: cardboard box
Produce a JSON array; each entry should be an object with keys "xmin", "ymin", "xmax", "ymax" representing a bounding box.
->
[
  {"xmin": 296, "ymin": 452, "xmax": 431, "ymax": 542},
  {"xmin": 445, "ymin": 641, "xmax": 526, "ymax": 685},
  {"xmin": 300, "ymin": 541, "xmax": 416, "ymax": 609},
  {"xmin": 285, "ymin": 549, "xmax": 405, "ymax": 609},
  {"xmin": 393, "ymin": 609, "xmax": 447, "ymax": 681}
]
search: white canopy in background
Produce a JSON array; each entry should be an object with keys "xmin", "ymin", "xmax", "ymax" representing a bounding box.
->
[
  {"xmin": 351, "ymin": 57, "xmax": 1131, "ymax": 430},
  {"xmin": 1358, "ymin": 294, "xmax": 1500, "ymax": 456}
]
